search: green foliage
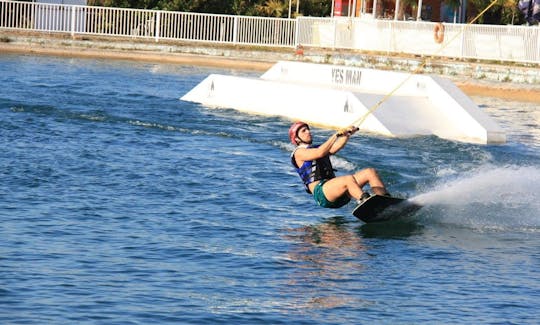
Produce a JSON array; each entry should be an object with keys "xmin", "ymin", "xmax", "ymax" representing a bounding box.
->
[
  {"xmin": 92, "ymin": 0, "xmax": 269, "ymax": 14},
  {"xmin": 301, "ymin": 0, "xmax": 331, "ymax": 17},
  {"xmin": 91, "ymin": 0, "xmax": 328, "ymax": 16},
  {"xmin": 89, "ymin": 0, "xmax": 526, "ymax": 24},
  {"xmin": 467, "ymin": 0, "xmax": 524, "ymax": 25},
  {"xmin": 256, "ymin": 0, "xmax": 288, "ymax": 17},
  {"xmin": 231, "ymin": 0, "xmax": 264, "ymax": 15}
]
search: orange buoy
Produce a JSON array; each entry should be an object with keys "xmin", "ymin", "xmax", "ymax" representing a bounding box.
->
[{"xmin": 433, "ymin": 23, "xmax": 445, "ymax": 44}]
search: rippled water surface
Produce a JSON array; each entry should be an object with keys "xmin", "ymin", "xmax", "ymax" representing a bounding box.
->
[{"xmin": 1, "ymin": 54, "xmax": 539, "ymax": 324}]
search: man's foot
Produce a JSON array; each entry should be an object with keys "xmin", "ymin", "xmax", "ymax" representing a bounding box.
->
[
  {"xmin": 372, "ymin": 186, "xmax": 391, "ymax": 197},
  {"xmin": 356, "ymin": 192, "xmax": 371, "ymax": 205}
]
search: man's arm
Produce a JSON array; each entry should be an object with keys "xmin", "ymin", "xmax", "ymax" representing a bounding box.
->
[
  {"xmin": 294, "ymin": 126, "xmax": 358, "ymax": 162},
  {"xmin": 294, "ymin": 133, "xmax": 341, "ymax": 162},
  {"xmin": 329, "ymin": 126, "xmax": 358, "ymax": 154}
]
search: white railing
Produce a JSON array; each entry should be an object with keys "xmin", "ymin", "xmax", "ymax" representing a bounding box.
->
[
  {"xmin": 0, "ymin": 1, "xmax": 296, "ymax": 46},
  {"xmin": 1, "ymin": 0, "xmax": 538, "ymax": 64},
  {"xmin": 297, "ymin": 17, "xmax": 540, "ymax": 64}
]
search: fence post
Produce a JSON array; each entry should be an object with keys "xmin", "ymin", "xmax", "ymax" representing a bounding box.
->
[
  {"xmin": 536, "ymin": 28, "xmax": 540, "ymax": 64},
  {"xmin": 387, "ymin": 21, "xmax": 391, "ymax": 53},
  {"xmin": 460, "ymin": 24, "xmax": 465, "ymax": 60},
  {"xmin": 294, "ymin": 17, "xmax": 299, "ymax": 46},
  {"xmin": 233, "ymin": 16, "xmax": 238, "ymax": 44},
  {"xmin": 333, "ymin": 18, "xmax": 337, "ymax": 49},
  {"xmin": 155, "ymin": 11, "xmax": 160, "ymax": 42},
  {"xmin": 71, "ymin": 5, "xmax": 76, "ymax": 37}
]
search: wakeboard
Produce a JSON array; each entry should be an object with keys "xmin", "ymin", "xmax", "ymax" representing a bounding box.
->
[{"xmin": 352, "ymin": 195, "xmax": 421, "ymax": 223}]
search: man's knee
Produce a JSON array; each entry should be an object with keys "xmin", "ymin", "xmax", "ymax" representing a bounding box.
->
[
  {"xmin": 345, "ymin": 174, "xmax": 358, "ymax": 185},
  {"xmin": 358, "ymin": 167, "xmax": 377, "ymax": 177},
  {"xmin": 365, "ymin": 167, "xmax": 376, "ymax": 175}
]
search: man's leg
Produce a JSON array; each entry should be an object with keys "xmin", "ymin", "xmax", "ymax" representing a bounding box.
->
[
  {"xmin": 321, "ymin": 167, "xmax": 388, "ymax": 203},
  {"xmin": 353, "ymin": 168, "xmax": 388, "ymax": 195},
  {"xmin": 321, "ymin": 175, "xmax": 364, "ymax": 202}
]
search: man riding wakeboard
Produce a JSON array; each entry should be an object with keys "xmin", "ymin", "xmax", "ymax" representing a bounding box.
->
[{"xmin": 289, "ymin": 121, "xmax": 390, "ymax": 209}]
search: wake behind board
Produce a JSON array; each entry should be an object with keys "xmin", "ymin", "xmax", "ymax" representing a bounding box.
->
[{"xmin": 352, "ymin": 195, "xmax": 421, "ymax": 223}]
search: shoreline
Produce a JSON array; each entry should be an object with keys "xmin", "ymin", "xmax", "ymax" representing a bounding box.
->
[
  {"xmin": 1, "ymin": 31, "xmax": 539, "ymax": 103},
  {"xmin": 0, "ymin": 42, "xmax": 274, "ymax": 72}
]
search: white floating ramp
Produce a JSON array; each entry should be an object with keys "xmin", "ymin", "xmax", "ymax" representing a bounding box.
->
[{"xmin": 181, "ymin": 61, "xmax": 506, "ymax": 144}]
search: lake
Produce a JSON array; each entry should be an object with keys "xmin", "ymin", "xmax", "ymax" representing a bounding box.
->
[{"xmin": 1, "ymin": 54, "xmax": 538, "ymax": 324}]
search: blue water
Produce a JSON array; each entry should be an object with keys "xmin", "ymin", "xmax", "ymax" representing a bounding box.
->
[{"xmin": 1, "ymin": 54, "xmax": 539, "ymax": 324}]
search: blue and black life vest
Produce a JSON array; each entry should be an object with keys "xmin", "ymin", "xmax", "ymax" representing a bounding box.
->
[{"xmin": 291, "ymin": 144, "xmax": 336, "ymax": 193}]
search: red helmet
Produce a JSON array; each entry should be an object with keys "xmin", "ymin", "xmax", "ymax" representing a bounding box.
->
[{"xmin": 289, "ymin": 121, "xmax": 309, "ymax": 145}]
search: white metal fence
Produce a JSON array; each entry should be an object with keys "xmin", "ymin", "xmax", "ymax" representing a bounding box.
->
[
  {"xmin": 297, "ymin": 17, "xmax": 540, "ymax": 64},
  {"xmin": 1, "ymin": 0, "xmax": 538, "ymax": 64}
]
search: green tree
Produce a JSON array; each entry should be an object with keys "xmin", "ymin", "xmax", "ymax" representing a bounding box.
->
[
  {"xmin": 90, "ymin": 0, "xmax": 330, "ymax": 17},
  {"xmin": 466, "ymin": 0, "xmax": 521, "ymax": 24},
  {"xmin": 301, "ymin": 0, "xmax": 331, "ymax": 17},
  {"xmin": 153, "ymin": 0, "xmax": 234, "ymax": 12},
  {"xmin": 500, "ymin": 0, "xmax": 523, "ymax": 24},
  {"xmin": 231, "ymin": 0, "xmax": 266, "ymax": 15},
  {"xmin": 256, "ymin": 0, "xmax": 288, "ymax": 17}
]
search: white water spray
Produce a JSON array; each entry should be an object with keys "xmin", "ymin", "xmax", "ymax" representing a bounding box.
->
[{"xmin": 410, "ymin": 166, "xmax": 540, "ymax": 231}]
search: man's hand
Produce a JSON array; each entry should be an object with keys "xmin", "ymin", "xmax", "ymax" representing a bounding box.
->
[
  {"xmin": 347, "ymin": 126, "xmax": 360, "ymax": 135},
  {"xmin": 336, "ymin": 126, "xmax": 359, "ymax": 137}
]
